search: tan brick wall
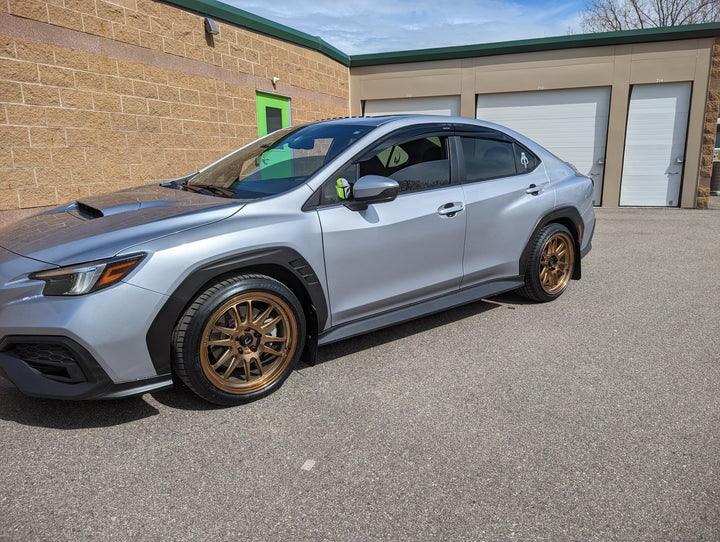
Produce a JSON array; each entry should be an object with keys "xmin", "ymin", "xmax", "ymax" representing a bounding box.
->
[
  {"xmin": 697, "ymin": 38, "xmax": 720, "ymax": 209},
  {"xmin": 0, "ymin": 1, "xmax": 349, "ymax": 211}
]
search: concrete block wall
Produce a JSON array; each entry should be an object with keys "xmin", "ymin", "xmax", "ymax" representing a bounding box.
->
[
  {"xmin": 698, "ymin": 38, "xmax": 720, "ymax": 208},
  {"xmin": 0, "ymin": 0, "xmax": 349, "ymax": 217}
]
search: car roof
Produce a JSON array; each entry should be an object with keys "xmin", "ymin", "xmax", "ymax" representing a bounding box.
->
[{"xmin": 315, "ymin": 114, "xmax": 503, "ymax": 131}]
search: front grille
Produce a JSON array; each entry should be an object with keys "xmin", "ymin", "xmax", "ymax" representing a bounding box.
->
[{"xmin": 12, "ymin": 343, "xmax": 87, "ymax": 384}]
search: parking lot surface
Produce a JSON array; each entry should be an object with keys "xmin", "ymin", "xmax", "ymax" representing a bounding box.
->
[{"xmin": 1, "ymin": 205, "xmax": 719, "ymax": 541}]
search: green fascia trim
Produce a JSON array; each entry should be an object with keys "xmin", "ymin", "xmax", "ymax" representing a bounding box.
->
[
  {"xmin": 162, "ymin": 0, "xmax": 351, "ymax": 66},
  {"xmin": 158, "ymin": 2, "xmax": 719, "ymax": 69},
  {"xmin": 349, "ymin": 22, "xmax": 720, "ymax": 67}
]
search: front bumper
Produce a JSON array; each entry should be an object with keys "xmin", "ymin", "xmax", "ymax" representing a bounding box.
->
[
  {"xmin": 0, "ymin": 335, "xmax": 172, "ymax": 399},
  {"xmin": 0, "ymin": 247, "xmax": 173, "ymax": 399}
]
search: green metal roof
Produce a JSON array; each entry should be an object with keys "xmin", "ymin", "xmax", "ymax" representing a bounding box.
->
[
  {"xmin": 163, "ymin": 1, "xmax": 720, "ymax": 68},
  {"xmin": 351, "ymin": 22, "xmax": 720, "ymax": 67}
]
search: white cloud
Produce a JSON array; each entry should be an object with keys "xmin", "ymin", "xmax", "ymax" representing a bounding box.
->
[{"xmin": 224, "ymin": 0, "xmax": 585, "ymax": 54}]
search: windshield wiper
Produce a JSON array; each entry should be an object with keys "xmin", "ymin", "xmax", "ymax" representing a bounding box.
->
[{"xmin": 182, "ymin": 183, "xmax": 235, "ymax": 197}]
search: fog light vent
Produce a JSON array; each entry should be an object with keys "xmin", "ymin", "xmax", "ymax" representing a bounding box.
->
[{"xmin": 13, "ymin": 343, "xmax": 87, "ymax": 384}]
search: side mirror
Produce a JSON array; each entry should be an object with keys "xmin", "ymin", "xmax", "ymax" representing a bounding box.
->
[{"xmin": 346, "ymin": 175, "xmax": 399, "ymax": 210}]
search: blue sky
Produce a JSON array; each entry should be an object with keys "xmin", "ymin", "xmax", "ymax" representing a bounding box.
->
[{"xmin": 223, "ymin": 0, "xmax": 587, "ymax": 54}]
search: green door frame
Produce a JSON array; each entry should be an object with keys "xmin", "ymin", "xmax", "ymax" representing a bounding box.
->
[{"xmin": 256, "ymin": 91, "xmax": 291, "ymax": 137}]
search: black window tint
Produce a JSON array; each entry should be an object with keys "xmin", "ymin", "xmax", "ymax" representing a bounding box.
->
[
  {"xmin": 514, "ymin": 144, "xmax": 539, "ymax": 173},
  {"xmin": 360, "ymin": 136, "xmax": 450, "ymax": 193},
  {"xmin": 461, "ymin": 137, "xmax": 517, "ymax": 181}
]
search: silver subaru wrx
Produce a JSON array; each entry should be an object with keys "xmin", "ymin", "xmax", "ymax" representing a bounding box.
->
[{"xmin": 0, "ymin": 116, "xmax": 595, "ymax": 405}]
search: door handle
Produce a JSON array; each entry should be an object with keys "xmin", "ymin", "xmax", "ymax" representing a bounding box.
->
[
  {"xmin": 525, "ymin": 184, "xmax": 545, "ymax": 195},
  {"xmin": 438, "ymin": 202, "xmax": 464, "ymax": 217}
]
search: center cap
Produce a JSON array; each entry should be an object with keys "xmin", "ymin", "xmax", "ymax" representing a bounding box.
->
[{"xmin": 239, "ymin": 334, "xmax": 254, "ymax": 347}]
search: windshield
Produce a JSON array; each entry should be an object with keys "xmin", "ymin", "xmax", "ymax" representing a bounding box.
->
[{"xmin": 185, "ymin": 122, "xmax": 375, "ymax": 199}]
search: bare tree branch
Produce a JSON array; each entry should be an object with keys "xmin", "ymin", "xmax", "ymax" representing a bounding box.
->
[{"xmin": 580, "ymin": 0, "xmax": 720, "ymax": 33}]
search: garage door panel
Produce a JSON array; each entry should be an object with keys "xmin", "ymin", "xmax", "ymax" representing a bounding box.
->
[
  {"xmin": 619, "ymin": 82, "xmax": 690, "ymax": 207},
  {"xmin": 364, "ymin": 96, "xmax": 461, "ymax": 117},
  {"xmin": 476, "ymin": 87, "xmax": 610, "ymax": 206}
]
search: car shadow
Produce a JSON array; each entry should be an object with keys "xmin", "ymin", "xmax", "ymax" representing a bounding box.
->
[
  {"xmin": 0, "ymin": 384, "xmax": 160, "ymax": 429},
  {"xmin": 301, "ymin": 295, "xmax": 510, "ymax": 368},
  {"xmin": 149, "ymin": 384, "xmax": 230, "ymax": 411}
]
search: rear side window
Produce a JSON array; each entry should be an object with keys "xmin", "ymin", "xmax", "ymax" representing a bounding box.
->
[
  {"xmin": 460, "ymin": 136, "xmax": 539, "ymax": 182},
  {"xmin": 514, "ymin": 144, "xmax": 540, "ymax": 173}
]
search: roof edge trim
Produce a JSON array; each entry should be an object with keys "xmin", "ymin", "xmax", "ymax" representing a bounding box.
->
[
  {"xmin": 349, "ymin": 23, "xmax": 720, "ymax": 67},
  {"xmin": 161, "ymin": 0, "xmax": 351, "ymax": 66}
]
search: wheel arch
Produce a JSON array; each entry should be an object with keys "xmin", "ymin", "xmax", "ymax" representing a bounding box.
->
[
  {"xmin": 145, "ymin": 248, "xmax": 326, "ymax": 376},
  {"xmin": 519, "ymin": 207, "xmax": 583, "ymax": 281}
]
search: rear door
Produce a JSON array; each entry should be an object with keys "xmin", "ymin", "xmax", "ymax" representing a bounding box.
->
[
  {"xmin": 456, "ymin": 131, "xmax": 555, "ymax": 286},
  {"xmin": 476, "ymin": 88, "xmax": 610, "ymax": 206},
  {"xmin": 316, "ymin": 130, "xmax": 466, "ymax": 327}
]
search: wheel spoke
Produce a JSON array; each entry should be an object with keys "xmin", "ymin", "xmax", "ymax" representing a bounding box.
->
[
  {"xmin": 253, "ymin": 305, "xmax": 274, "ymax": 327},
  {"xmin": 207, "ymin": 338, "xmax": 234, "ymax": 347},
  {"xmin": 229, "ymin": 304, "xmax": 242, "ymax": 328},
  {"xmin": 252, "ymin": 356, "xmax": 264, "ymax": 377},
  {"xmin": 242, "ymin": 357, "xmax": 253, "ymax": 381},
  {"xmin": 213, "ymin": 324, "xmax": 236, "ymax": 336},
  {"xmin": 262, "ymin": 335, "xmax": 286, "ymax": 344},
  {"xmin": 211, "ymin": 348, "xmax": 234, "ymax": 370},
  {"xmin": 262, "ymin": 343, "xmax": 283, "ymax": 356},
  {"xmin": 241, "ymin": 300, "xmax": 252, "ymax": 326},
  {"xmin": 222, "ymin": 355, "xmax": 242, "ymax": 379},
  {"xmin": 261, "ymin": 315, "xmax": 282, "ymax": 332}
]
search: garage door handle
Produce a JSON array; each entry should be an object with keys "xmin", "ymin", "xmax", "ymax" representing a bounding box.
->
[
  {"xmin": 526, "ymin": 184, "xmax": 544, "ymax": 195},
  {"xmin": 438, "ymin": 202, "xmax": 464, "ymax": 217}
]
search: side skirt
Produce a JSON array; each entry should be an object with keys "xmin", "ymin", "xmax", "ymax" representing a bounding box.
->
[{"xmin": 318, "ymin": 278, "xmax": 523, "ymax": 346}]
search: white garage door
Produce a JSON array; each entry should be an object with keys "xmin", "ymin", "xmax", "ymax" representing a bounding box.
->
[
  {"xmin": 364, "ymin": 96, "xmax": 461, "ymax": 117},
  {"xmin": 619, "ymin": 82, "xmax": 691, "ymax": 207},
  {"xmin": 476, "ymin": 88, "xmax": 611, "ymax": 205}
]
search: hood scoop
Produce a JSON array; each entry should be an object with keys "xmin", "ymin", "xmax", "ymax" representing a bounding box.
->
[{"xmin": 74, "ymin": 195, "xmax": 177, "ymax": 219}]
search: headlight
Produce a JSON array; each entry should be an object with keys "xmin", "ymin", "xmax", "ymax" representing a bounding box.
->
[{"xmin": 30, "ymin": 254, "xmax": 146, "ymax": 296}]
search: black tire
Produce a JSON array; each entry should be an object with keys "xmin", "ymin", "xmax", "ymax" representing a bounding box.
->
[
  {"xmin": 172, "ymin": 274, "xmax": 305, "ymax": 405},
  {"xmin": 519, "ymin": 223, "xmax": 576, "ymax": 302}
]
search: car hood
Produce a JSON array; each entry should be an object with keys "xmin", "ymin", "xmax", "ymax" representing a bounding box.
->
[{"xmin": 0, "ymin": 184, "xmax": 245, "ymax": 266}]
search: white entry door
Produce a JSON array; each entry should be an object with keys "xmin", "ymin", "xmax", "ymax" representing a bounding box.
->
[
  {"xmin": 619, "ymin": 82, "xmax": 691, "ymax": 206},
  {"xmin": 476, "ymin": 87, "xmax": 610, "ymax": 205},
  {"xmin": 364, "ymin": 96, "xmax": 461, "ymax": 117}
]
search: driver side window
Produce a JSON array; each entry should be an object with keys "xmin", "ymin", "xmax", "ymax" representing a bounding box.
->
[{"xmin": 320, "ymin": 135, "xmax": 450, "ymax": 205}]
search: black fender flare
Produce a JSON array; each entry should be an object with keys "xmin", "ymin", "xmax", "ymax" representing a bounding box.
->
[
  {"xmin": 519, "ymin": 207, "xmax": 584, "ymax": 281},
  {"xmin": 145, "ymin": 247, "xmax": 327, "ymax": 375}
]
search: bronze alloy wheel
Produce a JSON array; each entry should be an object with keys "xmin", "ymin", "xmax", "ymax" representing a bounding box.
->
[
  {"xmin": 538, "ymin": 231, "xmax": 575, "ymax": 295},
  {"xmin": 199, "ymin": 291, "xmax": 298, "ymax": 395}
]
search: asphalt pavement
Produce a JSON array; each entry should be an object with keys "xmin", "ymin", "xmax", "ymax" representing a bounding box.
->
[{"xmin": 1, "ymin": 205, "xmax": 719, "ymax": 541}]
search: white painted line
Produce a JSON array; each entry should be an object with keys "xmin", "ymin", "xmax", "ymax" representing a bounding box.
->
[{"xmin": 301, "ymin": 459, "xmax": 316, "ymax": 471}]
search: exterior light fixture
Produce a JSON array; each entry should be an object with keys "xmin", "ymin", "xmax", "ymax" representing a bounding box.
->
[{"xmin": 204, "ymin": 17, "xmax": 219, "ymax": 35}]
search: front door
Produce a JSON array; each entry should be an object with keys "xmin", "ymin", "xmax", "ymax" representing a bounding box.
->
[{"xmin": 317, "ymin": 134, "xmax": 466, "ymax": 327}]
